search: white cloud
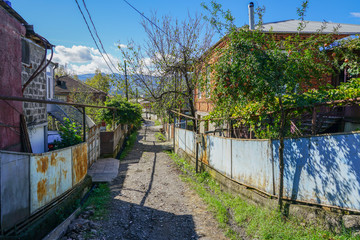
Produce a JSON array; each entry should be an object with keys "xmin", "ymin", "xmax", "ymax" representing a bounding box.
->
[
  {"xmin": 350, "ymin": 12, "xmax": 360, "ymax": 18},
  {"xmin": 50, "ymin": 45, "xmax": 120, "ymax": 75},
  {"xmin": 114, "ymin": 43, "xmax": 128, "ymax": 50}
]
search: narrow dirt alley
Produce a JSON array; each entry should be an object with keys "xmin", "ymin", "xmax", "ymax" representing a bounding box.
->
[{"xmin": 88, "ymin": 121, "xmax": 227, "ymax": 240}]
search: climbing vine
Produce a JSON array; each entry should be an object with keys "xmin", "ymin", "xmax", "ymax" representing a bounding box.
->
[{"xmin": 200, "ymin": 1, "xmax": 360, "ymax": 139}]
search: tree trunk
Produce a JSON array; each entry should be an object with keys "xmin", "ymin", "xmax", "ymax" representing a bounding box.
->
[{"xmin": 278, "ymin": 98, "xmax": 286, "ymax": 213}]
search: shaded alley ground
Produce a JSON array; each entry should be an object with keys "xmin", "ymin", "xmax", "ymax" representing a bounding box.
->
[{"xmin": 64, "ymin": 121, "xmax": 228, "ymax": 240}]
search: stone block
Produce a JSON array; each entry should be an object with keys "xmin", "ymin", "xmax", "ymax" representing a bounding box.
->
[{"xmin": 343, "ymin": 215, "xmax": 360, "ymax": 229}]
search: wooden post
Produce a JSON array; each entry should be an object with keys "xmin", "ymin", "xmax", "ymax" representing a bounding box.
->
[
  {"xmin": 124, "ymin": 60, "xmax": 128, "ymax": 101},
  {"xmin": 173, "ymin": 113, "xmax": 176, "ymax": 152},
  {"xmin": 168, "ymin": 112, "xmax": 171, "ymax": 141},
  {"xmin": 278, "ymin": 98, "xmax": 286, "ymax": 213},
  {"xmin": 195, "ymin": 117, "xmax": 199, "ymax": 173}
]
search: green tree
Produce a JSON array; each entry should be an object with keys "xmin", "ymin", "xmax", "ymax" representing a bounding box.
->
[
  {"xmin": 85, "ymin": 69, "xmax": 112, "ymax": 94},
  {"xmin": 119, "ymin": 13, "xmax": 214, "ymax": 125},
  {"xmin": 202, "ymin": 0, "xmax": 360, "ymax": 212},
  {"xmin": 98, "ymin": 95, "xmax": 143, "ymax": 128}
]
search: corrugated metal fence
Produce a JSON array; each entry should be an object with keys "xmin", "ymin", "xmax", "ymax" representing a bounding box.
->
[
  {"xmin": 0, "ymin": 142, "xmax": 87, "ymax": 231},
  {"xmin": 174, "ymin": 127, "xmax": 360, "ymax": 212}
]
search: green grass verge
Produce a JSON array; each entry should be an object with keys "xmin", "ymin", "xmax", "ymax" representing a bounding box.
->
[
  {"xmin": 82, "ymin": 183, "xmax": 111, "ymax": 220},
  {"xmin": 155, "ymin": 132, "xmax": 166, "ymax": 142},
  {"xmin": 117, "ymin": 131, "xmax": 138, "ymax": 160},
  {"xmin": 167, "ymin": 151, "xmax": 357, "ymax": 240},
  {"xmin": 154, "ymin": 119, "xmax": 162, "ymax": 126}
]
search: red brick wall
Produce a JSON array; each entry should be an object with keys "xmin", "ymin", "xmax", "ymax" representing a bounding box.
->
[
  {"xmin": 194, "ymin": 32, "xmax": 350, "ymax": 113},
  {"xmin": 0, "ymin": 6, "xmax": 26, "ymax": 151}
]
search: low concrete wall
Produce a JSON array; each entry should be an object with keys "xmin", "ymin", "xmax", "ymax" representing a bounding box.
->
[
  {"xmin": 0, "ymin": 142, "xmax": 88, "ymax": 231},
  {"xmin": 100, "ymin": 124, "xmax": 130, "ymax": 157}
]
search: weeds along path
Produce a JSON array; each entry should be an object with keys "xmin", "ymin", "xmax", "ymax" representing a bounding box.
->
[{"xmin": 96, "ymin": 120, "xmax": 228, "ymax": 240}]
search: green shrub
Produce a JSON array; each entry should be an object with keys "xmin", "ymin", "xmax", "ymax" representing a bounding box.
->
[
  {"xmin": 98, "ymin": 95, "xmax": 143, "ymax": 129},
  {"xmin": 54, "ymin": 118, "xmax": 82, "ymax": 149}
]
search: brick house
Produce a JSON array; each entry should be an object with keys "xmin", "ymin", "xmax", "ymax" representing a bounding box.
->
[
  {"xmin": 0, "ymin": 1, "xmax": 54, "ymax": 153},
  {"xmin": 195, "ymin": 18, "xmax": 360, "ymax": 134}
]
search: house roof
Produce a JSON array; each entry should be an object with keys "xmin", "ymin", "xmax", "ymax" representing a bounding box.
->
[
  {"xmin": 55, "ymin": 76, "xmax": 107, "ymax": 95},
  {"xmin": 260, "ymin": 19, "xmax": 360, "ymax": 35}
]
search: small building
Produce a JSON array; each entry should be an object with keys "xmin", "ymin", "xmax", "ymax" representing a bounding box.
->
[
  {"xmin": 54, "ymin": 75, "xmax": 107, "ymax": 103},
  {"xmin": 0, "ymin": 1, "xmax": 54, "ymax": 153}
]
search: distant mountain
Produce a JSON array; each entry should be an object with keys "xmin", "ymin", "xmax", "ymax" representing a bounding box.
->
[
  {"xmin": 77, "ymin": 74, "xmax": 95, "ymax": 81},
  {"xmin": 78, "ymin": 73, "xmax": 124, "ymax": 81},
  {"xmin": 77, "ymin": 73, "xmax": 150, "ymax": 96}
]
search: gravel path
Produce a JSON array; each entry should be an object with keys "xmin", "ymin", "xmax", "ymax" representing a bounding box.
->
[{"xmin": 91, "ymin": 121, "xmax": 228, "ymax": 240}]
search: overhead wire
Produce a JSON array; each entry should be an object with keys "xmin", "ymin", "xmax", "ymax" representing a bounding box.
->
[
  {"xmin": 81, "ymin": 0, "xmax": 120, "ymax": 73},
  {"xmin": 74, "ymin": 0, "xmax": 117, "ymax": 75},
  {"xmin": 122, "ymin": 0, "xmax": 184, "ymax": 49}
]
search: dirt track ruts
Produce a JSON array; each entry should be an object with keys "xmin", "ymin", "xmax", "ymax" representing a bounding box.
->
[{"xmin": 94, "ymin": 120, "xmax": 228, "ymax": 239}]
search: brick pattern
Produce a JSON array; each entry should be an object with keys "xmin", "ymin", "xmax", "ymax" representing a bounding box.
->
[
  {"xmin": 21, "ymin": 39, "xmax": 47, "ymax": 126},
  {"xmin": 194, "ymin": 32, "xmax": 351, "ymax": 113}
]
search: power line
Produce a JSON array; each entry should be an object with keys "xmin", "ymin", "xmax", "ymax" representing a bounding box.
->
[
  {"xmin": 122, "ymin": 0, "xmax": 184, "ymax": 49},
  {"xmin": 74, "ymin": 0, "xmax": 116, "ymax": 75},
  {"xmin": 81, "ymin": 0, "xmax": 120, "ymax": 73}
]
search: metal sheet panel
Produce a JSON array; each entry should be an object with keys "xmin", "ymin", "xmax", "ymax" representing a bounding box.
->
[
  {"xmin": 232, "ymin": 139, "xmax": 273, "ymax": 193},
  {"xmin": 178, "ymin": 128, "xmax": 186, "ymax": 151},
  {"xmin": 0, "ymin": 151, "xmax": 30, "ymax": 230},
  {"xmin": 306, "ymin": 134, "xmax": 360, "ymax": 210},
  {"xmin": 272, "ymin": 138, "xmax": 310, "ymax": 198},
  {"xmin": 30, "ymin": 148, "xmax": 72, "ymax": 213},
  {"xmin": 185, "ymin": 130, "xmax": 195, "ymax": 156},
  {"xmin": 273, "ymin": 133, "xmax": 360, "ymax": 211},
  {"xmin": 207, "ymin": 136, "xmax": 232, "ymax": 177},
  {"xmin": 72, "ymin": 143, "xmax": 88, "ymax": 185}
]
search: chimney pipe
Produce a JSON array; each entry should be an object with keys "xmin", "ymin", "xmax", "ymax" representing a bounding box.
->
[{"xmin": 248, "ymin": 2, "xmax": 255, "ymax": 30}]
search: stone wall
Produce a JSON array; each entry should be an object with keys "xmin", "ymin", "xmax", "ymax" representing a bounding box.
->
[{"xmin": 21, "ymin": 38, "xmax": 47, "ymax": 127}]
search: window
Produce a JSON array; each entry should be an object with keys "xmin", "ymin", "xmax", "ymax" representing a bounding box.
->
[{"xmin": 21, "ymin": 39, "xmax": 30, "ymax": 64}]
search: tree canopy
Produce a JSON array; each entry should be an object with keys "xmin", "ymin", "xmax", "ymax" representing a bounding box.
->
[{"xmin": 118, "ymin": 13, "xmax": 214, "ymax": 123}]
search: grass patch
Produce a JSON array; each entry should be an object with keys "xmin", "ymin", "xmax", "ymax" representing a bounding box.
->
[
  {"xmin": 117, "ymin": 131, "xmax": 138, "ymax": 160},
  {"xmin": 154, "ymin": 119, "xmax": 162, "ymax": 126},
  {"xmin": 155, "ymin": 132, "xmax": 166, "ymax": 142},
  {"xmin": 82, "ymin": 183, "xmax": 111, "ymax": 220},
  {"xmin": 167, "ymin": 151, "xmax": 356, "ymax": 240}
]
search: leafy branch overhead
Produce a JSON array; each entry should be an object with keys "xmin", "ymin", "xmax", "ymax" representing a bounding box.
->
[
  {"xmin": 201, "ymin": 0, "xmax": 360, "ymax": 139},
  {"xmin": 118, "ymin": 12, "xmax": 214, "ymax": 122},
  {"xmin": 98, "ymin": 95, "xmax": 142, "ymax": 128}
]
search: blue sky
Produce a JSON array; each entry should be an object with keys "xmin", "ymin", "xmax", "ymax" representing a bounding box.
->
[{"xmin": 9, "ymin": 0, "xmax": 360, "ymax": 74}]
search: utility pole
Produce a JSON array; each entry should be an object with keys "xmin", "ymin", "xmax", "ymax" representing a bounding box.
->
[
  {"xmin": 136, "ymin": 88, "xmax": 138, "ymax": 103},
  {"xmin": 124, "ymin": 60, "xmax": 128, "ymax": 101}
]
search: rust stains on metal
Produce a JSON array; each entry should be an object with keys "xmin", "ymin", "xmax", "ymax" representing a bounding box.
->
[
  {"xmin": 36, "ymin": 156, "xmax": 49, "ymax": 173},
  {"xmin": 50, "ymin": 152, "xmax": 58, "ymax": 166},
  {"xmin": 37, "ymin": 178, "xmax": 47, "ymax": 202},
  {"xmin": 201, "ymin": 149, "xmax": 209, "ymax": 165},
  {"xmin": 50, "ymin": 182, "xmax": 57, "ymax": 194},
  {"xmin": 62, "ymin": 169, "xmax": 68, "ymax": 179},
  {"xmin": 72, "ymin": 144, "xmax": 88, "ymax": 184},
  {"xmin": 50, "ymin": 152, "xmax": 66, "ymax": 166}
]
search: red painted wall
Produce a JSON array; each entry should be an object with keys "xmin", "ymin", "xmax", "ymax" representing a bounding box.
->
[{"xmin": 0, "ymin": 6, "xmax": 25, "ymax": 151}]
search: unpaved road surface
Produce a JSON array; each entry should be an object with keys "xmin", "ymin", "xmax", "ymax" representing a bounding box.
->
[{"xmin": 92, "ymin": 121, "xmax": 227, "ymax": 240}]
